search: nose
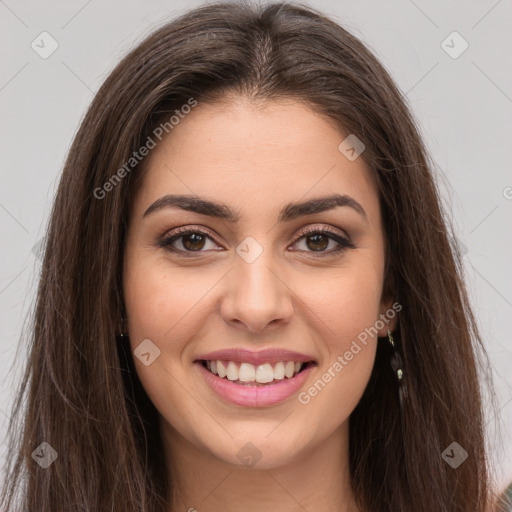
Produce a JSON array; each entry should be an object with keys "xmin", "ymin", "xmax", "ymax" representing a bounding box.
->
[{"xmin": 220, "ymin": 254, "xmax": 294, "ymax": 334}]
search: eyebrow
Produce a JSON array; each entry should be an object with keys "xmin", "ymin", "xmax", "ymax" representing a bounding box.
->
[{"xmin": 143, "ymin": 193, "xmax": 367, "ymax": 223}]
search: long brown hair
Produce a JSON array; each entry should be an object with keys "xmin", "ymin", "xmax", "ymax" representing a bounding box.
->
[{"xmin": 1, "ymin": 2, "xmax": 498, "ymax": 510}]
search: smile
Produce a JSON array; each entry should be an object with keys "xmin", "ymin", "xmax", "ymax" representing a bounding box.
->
[
  {"xmin": 201, "ymin": 360, "xmax": 314, "ymax": 385},
  {"xmin": 194, "ymin": 348, "xmax": 317, "ymax": 407}
]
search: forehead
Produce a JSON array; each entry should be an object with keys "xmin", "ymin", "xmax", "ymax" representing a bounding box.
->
[{"xmin": 133, "ymin": 97, "xmax": 380, "ymax": 224}]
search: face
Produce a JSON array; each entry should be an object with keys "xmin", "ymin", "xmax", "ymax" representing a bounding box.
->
[{"xmin": 123, "ymin": 96, "xmax": 396, "ymax": 470}]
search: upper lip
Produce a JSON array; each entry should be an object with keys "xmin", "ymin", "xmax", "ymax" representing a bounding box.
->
[{"xmin": 194, "ymin": 348, "xmax": 316, "ymax": 365}]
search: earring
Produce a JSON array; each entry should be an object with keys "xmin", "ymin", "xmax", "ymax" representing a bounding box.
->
[
  {"xmin": 387, "ymin": 329, "xmax": 403, "ymax": 381},
  {"xmin": 387, "ymin": 329, "xmax": 408, "ymax": 403},
  {"xmin": 118, "ymin": 317, "xmax": 129, "ymax": 339}
]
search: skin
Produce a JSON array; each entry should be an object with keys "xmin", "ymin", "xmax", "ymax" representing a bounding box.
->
[{"xmin": 123, "ymin": 95, "xmax": 397, "ymax": 512}]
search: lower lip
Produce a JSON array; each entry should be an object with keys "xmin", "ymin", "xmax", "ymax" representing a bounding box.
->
[{"xmin": 195, "ymin": 362, "xmax": 315, "ymax": 407}]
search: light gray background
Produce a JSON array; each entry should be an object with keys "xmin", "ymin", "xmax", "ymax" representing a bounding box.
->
[{"xmin": 1, "ymin": 0, "xmax": 511, "ymax": 493}]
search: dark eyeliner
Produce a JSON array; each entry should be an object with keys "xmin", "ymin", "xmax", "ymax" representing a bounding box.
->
[
  {"xmin": 294, "ymin": 227, "xmax": 355, "ymax": 256},
  {"xmin": 157, "ymin": 226, "xmax": 355, "ymax": 256},
  {"xmin": 157, "ymin": 227, "xmax": 221, "ymax": 255}
]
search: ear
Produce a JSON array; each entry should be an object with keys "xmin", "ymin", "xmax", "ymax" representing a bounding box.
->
[
  {"xmin": 376, "ymin": 266, "xmax": 399, "ymax": 337},
  {"xmin": 377, "ymin": 295, "xmax": 400, "ymax": 337}
]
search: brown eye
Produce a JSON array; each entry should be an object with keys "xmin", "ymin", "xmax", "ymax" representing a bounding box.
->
[
  {"xmin": 159, "ymin": 228, "xmax": 221, "ymax": 254},
  {"xmin": 305, "ymin": 233, "xmax": 330, "ymax": 252},
  {"xmin": 291, "ymin": 228, "xmax": 355, "ymax": 255},
  {"xmin": 182, "ymin": 232, "xmax": 207, "ymax": 251},
  {"xmin": 158, "ymin": 226, "xmax": 355, "ymax": 257}
]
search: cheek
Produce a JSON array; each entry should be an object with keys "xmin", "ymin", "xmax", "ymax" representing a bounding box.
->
[
  {"xmin": 298, "ymin": 340, "xmax": 376, "ymax": 444},
  {"xmin": 122, "ymin": 251, "xmax": 212, "ymax": 430},
  {"xmin": 123, "ymin": 251, "xmax": 214, "ymax": 343},
  {"xmin": 301, "ymin": 259, "xmax": 384, "ymax": 352},
  {"xmin": 293, "ymin": 258, "xmax": 383, "ymax": 413}
]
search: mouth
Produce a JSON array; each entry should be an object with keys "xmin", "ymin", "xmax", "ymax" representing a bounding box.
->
[
  {"xmin": 198, "ymin": 359, "xmax": 316, "ymax": 386},
  {"xmin": 193, "ymin": 350, "xmax": 317, "ymax": 407}
]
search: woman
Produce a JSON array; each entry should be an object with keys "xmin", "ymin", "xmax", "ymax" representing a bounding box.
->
[{"xmin": 1, "ymin": 2, "xmax": 502, "ymax": 511}]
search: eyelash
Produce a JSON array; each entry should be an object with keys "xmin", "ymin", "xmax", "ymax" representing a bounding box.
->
[{"xmin": 157, "ymin": 225, "xmax": 355, "ymax": 257}]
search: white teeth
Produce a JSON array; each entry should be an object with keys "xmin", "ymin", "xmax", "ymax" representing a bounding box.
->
[
  {"xmin": 255, "ymin": 363, "xmax": 274, "ymax": 384},
  {"xmin": 274, "ymin": 361, "xmax": 285, "ymax": 380},
  {"xmin": 239, "ymin": 362, "xmax": 256, "ymax": 382},
  {"xmin": 217, "ymin": 360, "xmax": 227, "ymax": 378},
  {"xmin": 284, "ymin": 361, "xmax": 295, "ymax": 378},
  {"xmin": 204, "ymin": 359, "xmax": 307, "ymax": 383},
  {"xmin": 226, "ymin": 361, "xmax": 238, "ymax": 381}
]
